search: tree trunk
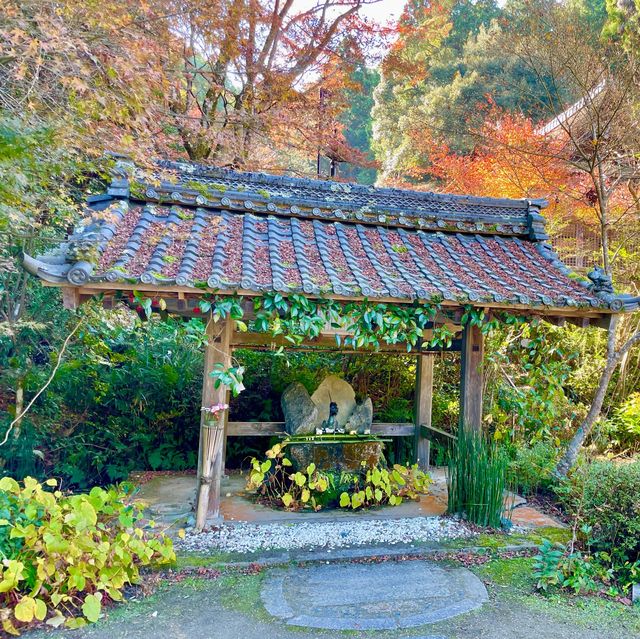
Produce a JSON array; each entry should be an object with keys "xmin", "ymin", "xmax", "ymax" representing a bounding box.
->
[
  {"xmin": 555, "ymin": 316, "xmax": 640, "ymax": 477},
  {"xmin": 13, "ymin": 379, "xmax": 24, "ymax": 441}
]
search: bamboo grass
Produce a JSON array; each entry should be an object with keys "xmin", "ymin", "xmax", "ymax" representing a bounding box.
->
[{"xmin": 447, "ymin": 427, "xmax": 509, "ymax": 528}]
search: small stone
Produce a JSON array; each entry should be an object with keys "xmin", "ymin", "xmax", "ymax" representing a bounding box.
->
[{"xmin": 281, "ymin": 382, "xmax": 318, "ymax": 435}]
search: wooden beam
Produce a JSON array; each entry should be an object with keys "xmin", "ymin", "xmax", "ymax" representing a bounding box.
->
[
  {"xmin": 230, "ymin": 330, "xmax": 462, "ymax": 353},
  {"xmin": 226, "ymin": 422, "xmax": 415, "ymax": 436},
  {"xmin": 64, "ymin": 282, "xmax": 614, "ymax": 321},
  {"xmin": 414, "ymin": 353, "xmax": 434, "ymax": 470},
  {"xmin": 61, "ymin": 287, "xmax": 81, "ymax": 309},
  {"xmin": 421, "ymin": 424, "xmax": 457, "ymax": 441},
  {"xmin": 460, "ymin": 323, "xmax": 484, "ymax": 431},
  {"xmin": 195, "ymin": 318, "xmax": 231, "ymax": 530}
]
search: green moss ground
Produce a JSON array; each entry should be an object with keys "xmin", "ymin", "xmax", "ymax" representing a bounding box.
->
[{"xmin": 473, "ymin": 556, "xmax": 640, "ymax": 634}]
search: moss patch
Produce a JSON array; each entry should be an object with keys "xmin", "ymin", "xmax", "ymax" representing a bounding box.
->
[
  {"xmin": 474, "ymin": 556, "xmax": 640, "ymax": 635},
  {"xmin": 475, "ymin": 556, "xmax": 536, "ymax": 589},
  {"xmin": 217, "ymin": 573, "xmax": 268, "ymax": 618},
  {"xmin": 173, "ymin": 551, "xmax": 240, "ymax": 570},
  {"xmin": 523, "ymin": 526, "xmax": 571, "ymax": 545}
]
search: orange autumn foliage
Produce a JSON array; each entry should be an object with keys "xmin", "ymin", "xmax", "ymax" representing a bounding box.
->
[{"xmin": 425, "ymin": 112, "xmax": 569, "ymax": 201}]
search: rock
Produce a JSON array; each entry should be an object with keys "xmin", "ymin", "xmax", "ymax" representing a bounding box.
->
[
  {"xmin": 311, "ymin": 375, "xmax": 356, "ymax": 428},
  {"xmin": 633, "ymin": 583, "xmax": 640, "ymax": 603},
  {"xmin": 346, "ymin": 397, "xmax": 373, "ymax": 434},
  {"xmin": 287, "ymin": 440, "xmax": 384, "ymax": 473},
  {"xmin": 281, "ymin": 382, "xmax": 318, "ymax": 435}
]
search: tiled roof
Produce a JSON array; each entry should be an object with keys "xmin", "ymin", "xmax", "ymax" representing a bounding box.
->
[{"xmin": 24, "ymin": 161, "xmax": 638, "ymax": 313}]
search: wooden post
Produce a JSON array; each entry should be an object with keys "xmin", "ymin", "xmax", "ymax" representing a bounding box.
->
[
  {"xmin": 220, "ymin": 382, "xmax": 231, "ymax": 476},
  {"xmin": 460, "ymin": 323, "xmax": 484, "ymax": 431},
  {"xmin": 195, "ymin": 318, "xmax": 232, "ymax": 530},
  {"xmin": 414, "ymin": 353, "xmax": 434, "ymax": 470}
]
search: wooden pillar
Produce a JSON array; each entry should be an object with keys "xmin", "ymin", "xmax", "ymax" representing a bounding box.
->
[
  {"xmin": 460, "ymin": 323, "xmax": 484, "ymax": 431},
  {"xmin": 195, "ymin": 318, "xmax": 232, "ymax": 530},
  {"xmin": 414, "ymin": 353, "xmax": 434, "ymax": 470}
]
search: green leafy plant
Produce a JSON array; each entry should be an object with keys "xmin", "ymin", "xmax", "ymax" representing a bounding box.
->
[
  {"xmin": 533, "ymin": 538, "xmax": 603, "ymax": 594},
  {"xmin": 507, "ymin": 441, "xmax": 559, "ymax": 496},
  {"xmin": 245, "ymin": 442, "xmax": 330, "ymax": 510},
  {"xmin": 245, "ymin": 441, "xmax": 431, "ymax": 511},
  {"xmin": 0, "ymin": 476, "xmax": 175, "ymax": 634},
  {"xmin": 447, "ymin": 427, "xmax": 509, "ymax": 528},
  {"xmin": 555, "ymin": 460, "xmax": 640, "ymax": 569},
  {"xmin": 338, "ymin": 462, "xmax": 431, "ymax": 509}
]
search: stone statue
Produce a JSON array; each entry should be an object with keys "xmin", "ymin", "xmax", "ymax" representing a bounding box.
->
[
  {"xmin": 281, "ymin": 375, "xmax": 373, "ymax": 436},
  {"xmin": 317, "ymin": 401, "xmax": 344, "ymax": 434}
]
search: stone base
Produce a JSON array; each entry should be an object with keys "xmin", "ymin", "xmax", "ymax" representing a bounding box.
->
[
  {"xmin": 286, "ymin": 438, "xmax": 384, "ymax": 473},
  {"xmin": 261, "ymin": 560, "xmax": 488, "ymax": 630}
]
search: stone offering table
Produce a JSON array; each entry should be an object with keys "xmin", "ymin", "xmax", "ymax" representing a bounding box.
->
[{"xmin": 285, "ymin": 434, "xmax": 386, "ymax": 472}]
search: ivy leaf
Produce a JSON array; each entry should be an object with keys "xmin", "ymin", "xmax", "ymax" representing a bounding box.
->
[
  {"xmin": 281, "ymin": 493, "xmax": 293, "ymax": 508},
  {"xmin": 339, "ymin": 492, "xmax": 351, "ymax": 508}
]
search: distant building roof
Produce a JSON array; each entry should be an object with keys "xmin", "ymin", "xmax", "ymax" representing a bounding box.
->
[
  {"xmin": 23, "ymin": 160, "xmax": 638, "ymax": 314},
  {"xmin": 536, "ymin": 81, "xmax": 606, "ymax": 136}
]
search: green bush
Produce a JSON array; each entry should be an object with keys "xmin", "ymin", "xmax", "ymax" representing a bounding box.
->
[
  {"xmin": 533, "ymin": 539, "xmax": 605, "ymax": 595},
  {"xmin": 8, "ymin": 313, "xmax": 206, "ymax": 488},
  {"xmin": 0, "ymin": 476, "xmax": 175, "ymax": 634},
  {"xmin": 596, "ymin": 393, "xmax": 640, "ymax": 452},
  {"xmin": 447, "ymin": 428, "xmax": 509, "ymax": 528},
  {"xmin": 507, "ymin": 441, "xmax": 559, "ymax": 496},
  {"xmin": 556, "ymin": 460, "xmax": 640, "ymax": 565}
]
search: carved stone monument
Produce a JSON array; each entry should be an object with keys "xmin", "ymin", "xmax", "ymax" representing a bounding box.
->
[
  {"xmin": 280, "ymin": 375, "xmax": 380, "ymax": 472},
  {"xmin": 281, "ymin": 375, "xmax": 373, "ymax": 435}
]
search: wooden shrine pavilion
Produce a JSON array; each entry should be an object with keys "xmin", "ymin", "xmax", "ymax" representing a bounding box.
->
[{"xmin": 24, "ymin": 160, "xmax": 639, "ymax": 529}]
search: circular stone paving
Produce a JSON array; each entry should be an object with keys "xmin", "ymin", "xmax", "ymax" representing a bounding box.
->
[{"xmin": 261, "ymin": 560, "xmax": 488, "ymax": 631}]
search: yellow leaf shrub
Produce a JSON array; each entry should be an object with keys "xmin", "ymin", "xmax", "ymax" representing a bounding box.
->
[{"xmin": 0, "ymin": 477, "xmax": 175, "ymax": 634}]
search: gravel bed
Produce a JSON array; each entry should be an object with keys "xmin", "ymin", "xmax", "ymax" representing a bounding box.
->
[{"xmin": 176, "ymin": 516, "xmax": 474, "ymax": 554}]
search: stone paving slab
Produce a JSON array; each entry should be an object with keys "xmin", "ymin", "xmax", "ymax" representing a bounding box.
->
[{"xmin": 261, "ymin": 560, "xmax": 488, "ymax": 630}]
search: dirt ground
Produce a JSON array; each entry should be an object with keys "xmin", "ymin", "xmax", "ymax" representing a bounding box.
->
[{"xmin": 33, "ymin": 556, "xmax": 640, "ymax": 639}]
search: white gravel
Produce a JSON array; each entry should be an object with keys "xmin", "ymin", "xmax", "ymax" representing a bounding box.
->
[{"xmin": 176, "ymin": 516, "xmax": 474, "ymax": 554}]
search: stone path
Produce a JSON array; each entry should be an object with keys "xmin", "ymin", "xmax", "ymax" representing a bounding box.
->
[{"xmin": 261, "ymin": 560, "xmax": 488, "ymax": 630}]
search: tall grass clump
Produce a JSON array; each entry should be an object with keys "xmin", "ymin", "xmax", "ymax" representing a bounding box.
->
[{"xmin": 447, "ymin": 427, "xmax": 509, "ymax": 528}]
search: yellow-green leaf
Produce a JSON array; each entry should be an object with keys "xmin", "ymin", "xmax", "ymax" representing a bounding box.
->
[
  {"xmin": 15, "ymin": 596, "xmax": 37, "ymax": 622},
  {"xmin": 81, "ymin": 593, "xmax": 102, "ymax": 623},
  {"xmin": 282, "ymin": 493, "xmax": 293, "ymax": 508},
  {"xmin": 2, "ymin": 618, "xmax": 19, "ymax": 636},
  {"xmin": 339, "ymin": 492, "xmax": 351, "ymax": 508},
  {"xmin": 34, "ymin": 598, "xmax": 47, "ymax": 621},
  {"xmin": 65, "ymin": 617, "xmax": 87, "ymax": 629},
  {"xmin": 0, "ymin": 477, "xmax": 19, "ymax": 493}
]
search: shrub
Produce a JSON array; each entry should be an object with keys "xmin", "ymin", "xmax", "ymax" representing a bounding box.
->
[
  {"xmin": 556, "ymin": 460, "xmax": 640, "ymax": 564},
  {"xmin": 0, "ymin": 477, "xmax": 175, "ymax": 634},
  {"xmin": 533, "ymin": 538, "xmax": 604, "ymax": 595},
  {"xmin": 245, "ymin": 441, "xmax": 431, "ymax": 511},
  {"xmin": 507, "ymin": 441, "xmax": 559, "ymax": 496},
  {"xmin": 447, "ymin": 428, "xmax": 509, "ymax": 528}
]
